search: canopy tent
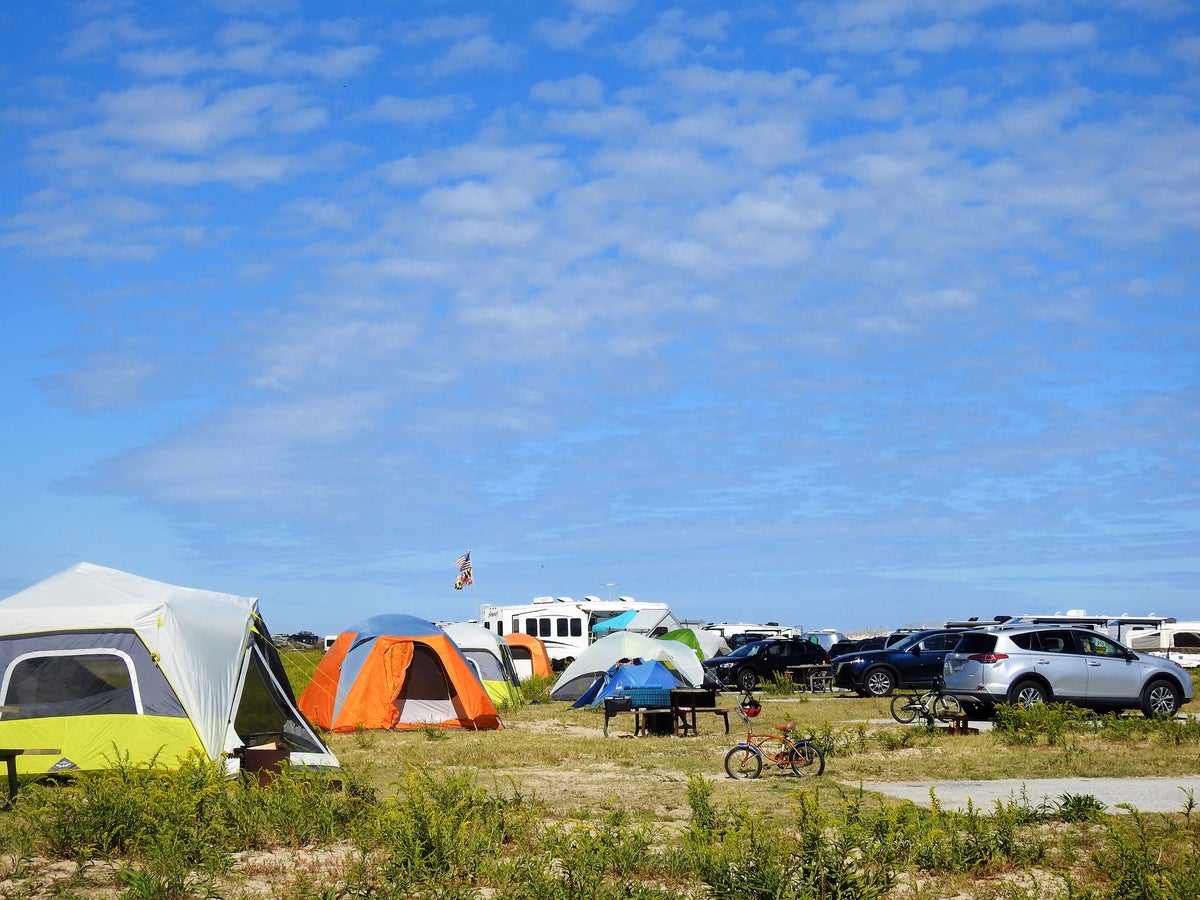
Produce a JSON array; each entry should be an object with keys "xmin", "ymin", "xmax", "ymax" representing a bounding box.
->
[
  {"xmin": 0, "ymin": 562, "xmax": 338, "ymax": 776},
  {"xmin": 300, "ymin": 614, "xmax": 501, "ymax": 731},
  {"xmin": 503, "ymin": 633, "xmax": 553, "ymax": 680},
  {"xmin": 442, "ymin": 621, "xmax": 522, "ymax": 707},
  {"xmin": 549, "ymin": 631, "xmax": 704, "ymax": 701},
  {"xmin": 571, "ymin": 658, "xmax": 685, "ymax": 708}
]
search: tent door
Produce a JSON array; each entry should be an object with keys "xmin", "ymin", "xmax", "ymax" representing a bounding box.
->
[{"xmin": 392, "ymin": 644, "xmax": 468, "ymax": 725}]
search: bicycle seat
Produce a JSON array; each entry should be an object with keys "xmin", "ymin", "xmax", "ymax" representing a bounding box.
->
[{"xmin": 774, "ymin": 722, "xmax": 794, "ymax": 733}]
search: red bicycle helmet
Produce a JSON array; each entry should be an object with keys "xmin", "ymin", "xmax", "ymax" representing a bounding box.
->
[{"xmin": 741, "ymin": 697, "xmax": 762, "ymax": 717}]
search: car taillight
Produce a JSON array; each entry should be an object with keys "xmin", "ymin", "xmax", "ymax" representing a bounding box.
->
[{"xmin": 967, "ymin": 652, "xmax": 1009, "ymax": 664}]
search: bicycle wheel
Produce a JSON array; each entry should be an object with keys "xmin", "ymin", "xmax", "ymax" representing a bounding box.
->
[
  {"xmin": 932, "ymin": 692, "xmax": 962, "ymax": 721},
  {"xmin": 724, "ymin": 744, "xmax": 763, "ymax": 779},
  {"xmin": 890, "ymin": 693, "xmax": 922, "ymax": 724},
  {"xmin": 787, "ymin": 740, "xmax": 825, "ymax": 777}
]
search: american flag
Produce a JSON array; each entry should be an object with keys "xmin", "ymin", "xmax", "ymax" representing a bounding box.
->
[{"xmin": 455, "ymin": 550, "xmax": 473, "ymax": 590}]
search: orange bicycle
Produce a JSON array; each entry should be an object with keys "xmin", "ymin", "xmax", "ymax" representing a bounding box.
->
[{"xmin": 724, "ymin": 691, "xmax": 825, "ymax": 779}]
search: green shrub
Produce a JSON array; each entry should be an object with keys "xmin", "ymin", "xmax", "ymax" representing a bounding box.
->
[{"xmin": 519, "ymin": 673, "xmax": 555, "ymax": 704}]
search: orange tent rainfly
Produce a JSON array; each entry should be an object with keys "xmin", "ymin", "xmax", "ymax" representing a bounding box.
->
[
  {"xmin": 503, "ymin": 632, "xmax": 554, "ymax": 680},
  {"xmin": 299, "ymin": 615, "xmax": 502, "ymax": 732}
]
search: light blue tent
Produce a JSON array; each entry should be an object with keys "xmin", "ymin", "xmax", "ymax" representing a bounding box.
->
[{"xmin": 571, "ymin": 658, "xmax": 685, "ymax": 708}]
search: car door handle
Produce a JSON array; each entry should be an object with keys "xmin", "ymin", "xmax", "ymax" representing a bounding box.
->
[{"xmin": 1036, "ymin": 659, "xmax": 1051, "ymax": 665}]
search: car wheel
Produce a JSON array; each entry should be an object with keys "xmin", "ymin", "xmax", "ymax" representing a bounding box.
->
[
  {"xmin": 1007, "ymin": 678, "xmax": 1050, "ymax": 708},
  {"xmin": 1140, "ymin": 679, "xmax": 1181, "ymax": 718},
  {"xmin": 863, "ymin": 667, "xmax": 895, "ymax": 697},
  {"xmin": 737, "ymin": 669, "xmax": 759, "ymax": 692}
]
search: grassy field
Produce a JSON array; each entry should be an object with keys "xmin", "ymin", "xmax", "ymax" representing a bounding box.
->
[{"xmin": 0, "ymin": 657, "xmax": 1197, "ymax": 898}]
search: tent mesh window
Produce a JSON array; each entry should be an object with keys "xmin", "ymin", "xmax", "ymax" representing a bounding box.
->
[{"xmin": 3, "ymin": 653, "xmax": 137, "ymax": 718}]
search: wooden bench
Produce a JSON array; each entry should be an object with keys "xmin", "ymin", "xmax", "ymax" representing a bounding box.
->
[
  {"xmin": 1, "ymin": 748, "xmax": 61, "ymax": 807},
  {"xmin": 603, "ymin": 707, "xmax": 730, "ymax": 737}
]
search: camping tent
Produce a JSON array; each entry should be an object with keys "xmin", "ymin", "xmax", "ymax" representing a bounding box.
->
[
  {"xmin": 503, "ymin": 632, "xmax": 553, "ymax": 680},
  {"xmin": 661, "ymin": 627, "xmax": 730, "ymax": 662},
  {"xmin": 442, "ymin": 622, "xmax": 523, "ymax": 707},
  {"xmin": 571, "ymin": 658, "xmax": 685, "ymax": 708},
  {"xmin": 299, "ymin": 614, "xmax": 501, "ymax": 731},
  {"xmin": 0, "ymin": 562, "xmax": 338, "ymax": 776},
  {"xmin": 549, "ymin": 631, "xmax": 704, "ymax": 701}
]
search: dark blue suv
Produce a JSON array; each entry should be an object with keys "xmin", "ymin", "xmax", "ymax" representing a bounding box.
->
[{"xmin": 831, "ymin": 629, "xmax": 964, "ymax": 697}]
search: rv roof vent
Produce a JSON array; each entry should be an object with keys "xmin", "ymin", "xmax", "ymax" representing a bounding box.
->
[{"xmin": 532, "ymin": 596, "xmax": 554, "ymax": 604}]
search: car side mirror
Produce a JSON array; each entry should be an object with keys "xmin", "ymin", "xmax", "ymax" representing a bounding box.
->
[{"xmin": 910, "ymin": 647, "xmax": 920, "ymax": 655}]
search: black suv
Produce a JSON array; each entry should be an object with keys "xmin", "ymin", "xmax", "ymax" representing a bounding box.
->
[
  {"xmin": 702, "ymin": 638, "xmax": 831, "ymax": 691},
  {"xmin": 831, "ymin": 629, "xmax": 964, "ymax": 696}
]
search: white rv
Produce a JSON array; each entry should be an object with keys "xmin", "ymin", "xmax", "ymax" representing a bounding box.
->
[
  {"xmin": 1127, "ymin": 621, "xmax": 1200, "ymax": 668},
  {"xmin": 699, "ymin": 621, "xmax": 798, "ymax": 650},
  {"xmin": 478, "ymin": 596, "xmax": 680, "ymax": 663}
]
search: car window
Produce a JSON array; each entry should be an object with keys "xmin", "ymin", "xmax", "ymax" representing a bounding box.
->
[
  {"xmin": 1009, "ymin": 632, "xmax": 1034, "ymax": 650},
  {"xmin": 766, "ymin": 643, "xmax": 785, "ymax": 658},
  {"xmin": 953, "ymin": 633, "xmax": 996, "ymax": 653},
  {"xmin": 918, "ymin": 633, "xmax": 956, "ymax": 652},
  {"xmin": 891, "ymin": 633, "xmax": 923, "ymax": 651},
  {"xmin": 1032, "ymin": 631, "xmax": 1068, "ymax": 653},
  {"xmin": 1077, "ymin": 633, "xmax": 1121, "ymax": 657}
]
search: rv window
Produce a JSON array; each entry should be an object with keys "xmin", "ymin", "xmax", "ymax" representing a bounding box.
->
[
  {"xmin": 539, "ymin": 618, "xmax": 552, "ymax": 638},
  {"xmin": 556, "ymin": 618, "xmax": 569, "ymax": 637},
  {"xmin": 524, "ymin": 618, "xmax": 536, "ymax": 635},
  {"xmin": 495, "ymin": 621, "xmax": 503, "ymax": 636},
  {"xmin": 571, "ymin": 620, "xmax": 582, "ymax": 637},
  {"xmin": 2, "ymin": 652, "xmax": 138, "ymax": 718}
]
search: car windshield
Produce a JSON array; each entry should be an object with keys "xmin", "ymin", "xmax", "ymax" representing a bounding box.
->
[
  {"xmin": 890, "ymin": 633, "xmax": 930, "ymax": 651},
  {"xmin": 724, "ymin": 641, "xmax": 768, "ymax": 659}
]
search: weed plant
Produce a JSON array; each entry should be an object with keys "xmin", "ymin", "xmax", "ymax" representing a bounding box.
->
[
  {"xmin": 518, "ymin": 672, "xmax": 555, "ymax": 704},
  {"xmin": 2, "ymin": 691, "xmax": 1199, "ymax": 898}
]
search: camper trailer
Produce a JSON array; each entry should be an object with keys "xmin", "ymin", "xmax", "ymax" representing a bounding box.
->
[
  {"xmin": 699, "ymin": 622, "xmax": 799, "ymax": 650},
  {"xmin": 1127, "ymin": 621, "xmax": 1200, "ymax": 668},
  {"xmin": 478, "ymin": 596, "xmax": 680, "ymax": 663}
]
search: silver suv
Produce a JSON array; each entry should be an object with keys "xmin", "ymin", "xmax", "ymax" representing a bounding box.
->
[{"xmin": 943, "ymin": 625, "xmax": 1192, "ymax": 718}]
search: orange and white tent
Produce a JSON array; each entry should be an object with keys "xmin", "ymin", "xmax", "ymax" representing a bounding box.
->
[
  {"xmin": 299, "ymin": 615, "xmax": 501, "ymax": 732},
  {"xmin": 503, "ymin": 632, "xmax": 554, "ymax": 680}
]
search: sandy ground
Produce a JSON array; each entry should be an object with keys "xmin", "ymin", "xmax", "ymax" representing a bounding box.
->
[{"xmin": 852, "ymin": 775, "xmax": 1200, "ymax": 814}]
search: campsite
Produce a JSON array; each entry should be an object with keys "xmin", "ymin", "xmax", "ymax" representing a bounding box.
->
[
  {"xmin": 1, "ymin": 565, "xmax": 1199, "ymax": 898},
  {"xmin": 2, "ymin": 654, "xmax": 1199, "ymax": 898}
]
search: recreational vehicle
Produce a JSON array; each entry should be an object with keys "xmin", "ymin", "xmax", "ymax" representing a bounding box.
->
[
  {"xmin": 944, "ymin": 612, "xmax": 1172, "ymax": 647},
  {"xmin": 699, "ymin": 621, "xmax": 799, "ymax": 650},
  {"xmin": 478, "ymin": 596, "xmax": 680, "ymax": 663},
  {"xmin": 1127, "ymin": 621, "xmax": 1200, "ymax": 668}
]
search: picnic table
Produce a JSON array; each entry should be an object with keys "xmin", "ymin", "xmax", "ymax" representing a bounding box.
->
[
  {"xmin": 785, "ymin": 664, "xmax": 835, "ymax": 692},
  {"xmin": 1, "ymin": 748, "xmax": 61, "ymax": 807},
  {"xmin": 603, "ymin": 703, "xmax": 731, "ymax": 737}
]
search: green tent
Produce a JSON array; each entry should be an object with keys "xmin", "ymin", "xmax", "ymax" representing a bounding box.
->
[{"xmin": 661, "ymin": 628, "xmax": 704, "ymax": 662}]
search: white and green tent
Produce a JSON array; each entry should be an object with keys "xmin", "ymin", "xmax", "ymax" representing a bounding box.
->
[{"xmin": 0, "ymin": 562, "xmax": 338, "ymax": 776}]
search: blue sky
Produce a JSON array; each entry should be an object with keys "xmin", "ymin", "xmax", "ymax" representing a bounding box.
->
[{"xmin": 2, "ymin": 1, "xmax": 1197, "ymax": 638}]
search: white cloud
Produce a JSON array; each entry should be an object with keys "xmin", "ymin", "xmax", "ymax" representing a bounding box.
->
[
  {"xmin": 995, "ymin": 20, "xmax": 1100, "ymax": 53},
  {"xmin": 360, "ymin": 95, "xmax": 471, "ymax": 124}
]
